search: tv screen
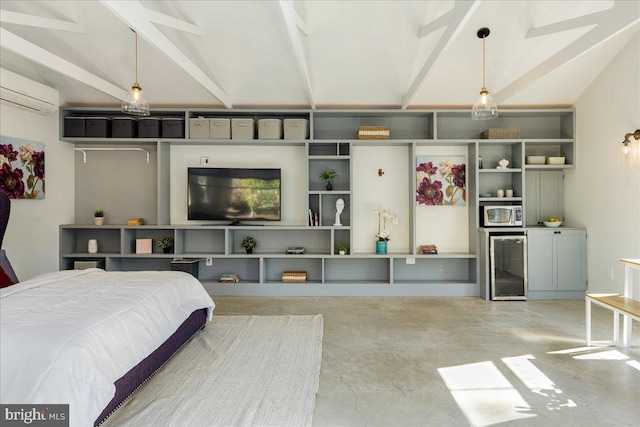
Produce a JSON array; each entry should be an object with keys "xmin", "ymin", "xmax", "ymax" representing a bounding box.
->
[{"xmin": 188, "ymin": 168, "xmax": 281, "ymax": 222}]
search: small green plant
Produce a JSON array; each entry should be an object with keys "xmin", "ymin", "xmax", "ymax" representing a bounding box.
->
[
  {"xmin": 240, "ymin": 236, "xmax": 257, "ymax": 250},
  {"xmin": 157, "ymin": 237, "xmax": 174, "ymax": 249},
  {"xmin": 94, "ymin": 209, "xmax": 105, "ymax": 217},
  {"xmin": 319, "ymin": 168, "xmax": 339, "ymax": 184},
  {"xmin": 337, "ymin": 244, "xmax": 349, "ymax": 254}
]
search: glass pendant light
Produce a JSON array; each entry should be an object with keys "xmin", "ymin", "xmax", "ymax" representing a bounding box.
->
[
  {"xmin": 471, "ymin": 27, "xmax": 498, "ymax": 121},
  {"xmin": 121, "ymin": 30, "xmax": 150, "ymax": 116}
]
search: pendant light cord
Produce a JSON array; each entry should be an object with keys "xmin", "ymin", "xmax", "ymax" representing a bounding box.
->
[
  {"xmin": 134, "ymin": 31, "xmax": 139, "ymax": 86},
  {"xmin": 482, "ymin": 35, "xmax": 486, "ymax": 91}
]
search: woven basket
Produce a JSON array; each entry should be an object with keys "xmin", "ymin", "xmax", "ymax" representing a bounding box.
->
[
  {"xmin": 482, "ymin": 128, "xmax": 521, "ymax": 139},
  {"xmin": 282, "ymin": 271, "xmax": 307, "ymax": 283},
  {"xmin": 358, "ymin": 126, "xmax": 390, "ymax": 140}
]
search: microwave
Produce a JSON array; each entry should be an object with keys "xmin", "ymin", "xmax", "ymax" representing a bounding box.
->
[{"xmin": 483, "ymin": 205, "xmax": 523, "ymax": 227}]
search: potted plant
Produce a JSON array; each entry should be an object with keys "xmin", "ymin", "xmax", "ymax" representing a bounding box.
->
[
  {"xmin": 93, "ymin": 209, "xmax": 105, "ymax": 226},
  {"xmin": 157, "ymin": 237, "xmax": 174, "ymax": 254},
  {"xmin": 337, "ymin": 244, "xmax": 349, "ymax": 255},
  {"xmin": 241, "ymin": 236, "xmax": 257, "ymax": 254},
  {"xmin": 319, "ymin": 168, "xmax": 339, "ymax": 191}
]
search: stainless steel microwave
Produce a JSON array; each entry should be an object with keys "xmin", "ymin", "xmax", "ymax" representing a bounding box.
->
[{"xmin": 483, "ymin": 205, "xmax": 523, "ymax": 227}]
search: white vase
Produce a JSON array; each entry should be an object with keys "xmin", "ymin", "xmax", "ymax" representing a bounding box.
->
[
  {"xmin": 93, "ymin": 217, "xmax": 104, "ymax": 225},
  {"xmin": 88, "ymin": 239, "xmax": 98, "ymax": 254}
]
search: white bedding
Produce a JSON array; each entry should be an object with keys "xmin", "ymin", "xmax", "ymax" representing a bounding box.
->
[{"xmin": 0, "ymin": 268, "xmax": 215, "ymax": 427}]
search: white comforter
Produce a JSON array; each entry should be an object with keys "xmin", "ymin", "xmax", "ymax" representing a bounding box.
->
[{"xmin": 0, "ymin": 268, "xmax": 215, "ymax": 427}]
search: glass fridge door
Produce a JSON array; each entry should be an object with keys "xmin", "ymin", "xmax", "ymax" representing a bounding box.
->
[{"xmin": 490, "ymin": 235, "xmax": 528, "ymax": 300}]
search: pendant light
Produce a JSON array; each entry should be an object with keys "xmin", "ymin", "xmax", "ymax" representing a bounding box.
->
[
  {"xmin": 121, "ymin": 29, "xmax": 150, "ymax": 116},
  {"xmin": 471, "ymin": 27, "xmax": 498, "ymax": 121}
]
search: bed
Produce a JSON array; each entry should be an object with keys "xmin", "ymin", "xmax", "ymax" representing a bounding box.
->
[{"xmin": 0, "ymin": 268, "xmax": 215, "ymax": 427}]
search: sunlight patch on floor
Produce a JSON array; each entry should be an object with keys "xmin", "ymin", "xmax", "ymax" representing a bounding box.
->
[
  {"xmin": 438, "ymin": 361, "xmax": 536, "ymax": 427},
  {"xmin": 573, "ymin": 350, "xmax": 629, "ymax": 360},
  {"xmin": 626, "ymin": 360, "xmax": 640, "ymax": 371}
]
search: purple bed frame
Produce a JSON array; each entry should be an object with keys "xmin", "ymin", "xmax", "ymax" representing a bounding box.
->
[{"xmin": 95, "ymin": 308, "xmax": 208, "ymax": 426}]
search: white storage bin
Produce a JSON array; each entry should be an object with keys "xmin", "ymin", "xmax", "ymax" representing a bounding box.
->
[
  {"xmin": 258, "ymin": 119, "xmax": 283, "ymax": 139},
  {"xmin": 231, "ymin": 118, "xmax": 255, "ymax": 139},
  {"xmin": 189, "ymin": 118, "xmax": 210, "ymax": 139},
  {"xmin": 283, "ymin": 118, "xmax": 309, "ymax": 140},
  {"xmin": 210, "ymin": 118, "xmax": 231, "ymax": 139}
]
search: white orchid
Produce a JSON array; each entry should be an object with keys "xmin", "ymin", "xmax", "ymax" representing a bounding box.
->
[{"xmin": 371, "ymin": 203, "xmax": 398, "ymax": 241}]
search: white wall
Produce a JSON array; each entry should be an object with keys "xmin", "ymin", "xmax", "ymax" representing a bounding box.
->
[
  {"xmin": 0, "ymin": 105, "xmax": 75, "ymax": 281},
  {"xmin": 565, "ymin": 32, "xmax": 640, "ymax": 295}
]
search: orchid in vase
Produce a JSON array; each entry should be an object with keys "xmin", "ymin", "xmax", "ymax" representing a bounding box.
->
[{"xmin": 370, "ymin": 203, "xmax": 399, "ymax": 241}]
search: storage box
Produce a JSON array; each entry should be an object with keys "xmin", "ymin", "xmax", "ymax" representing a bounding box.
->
[
  {"xmin": 546, "ymin": 156, "xmax": 565, "ymax": 165},
  {"xmin": 112, "ymin": 117, "xmax": 137, "ymax": 138},
  {"xmin": 171, "ymin": 259, "xmax": 199, "ymax": 278},
  {"xmin": 258, "ymin": 119, "xmax": 283, "ymax": 139},
  {"xmin": 135, "ymin": 238, "xmax": 153, "ymax": 254},
  {"xmin": 210, "ymin": 118, "xmax": 231, "ymax": 139},
  {"xmin": 231, "ymin": 118, "xmax": 255, "ymax": 139},
  {"xmin": 526, "ymin": 156, "xmax": 546, "ymax": 165},
  {"xmin": 482, "ymin": 128, "xmax": 520, "ymax": 139},
  {"xmin": 282, "ymin": 271, "xmax": 307, "ymax": 283},
  {"xmin": 283, "ymin": 118, "xmax": 309, "ymax": 140},
  {"xmin": 64, "ymin": 116, "xmax": 85, "ymax": 137},
  {"xmin": 162, "ymin": 117, "xmax": 185, "ymax": 138},
  {"xmin": 358, "ymin": 126, "xmax": 390, "ymax": 139},
  {"xmin": 189, "ymin": 118, "xmax": 210, "ymax": 139},
  {"xmin": 74, "ymin": 260, "xmax": 105, "ymax": 270},
  {"xmin": 138, "ymin": 117, "xmax": 161, "ymax": 138},
  {"xmin": 85, "ymin": 117, "xmax": 112, "ymax": 138}
]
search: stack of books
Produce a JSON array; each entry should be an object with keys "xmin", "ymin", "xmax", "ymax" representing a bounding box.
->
[
  {"xmin": 420, "ymin": 244, "xmax": 438, "ymax": 255},
  {"xmin": 286, "ymin": 246, "xmax": 305, "ymax": 254},
  {"xmin": 218, "ymin": 273, "xmax": 240, "ymax": 283}
]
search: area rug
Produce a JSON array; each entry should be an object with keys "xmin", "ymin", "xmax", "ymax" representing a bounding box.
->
[{"xmin": 102, "ymin": 315, "xmax": 324, "ymax": 427}]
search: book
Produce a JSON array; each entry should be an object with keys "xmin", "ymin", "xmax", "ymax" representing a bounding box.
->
[
  {"xmin": 286, "ymin": 246, "xmax": 305, "ymax": 254},
  {"xmin": 218, "ymin": 273, "xmax": 240, "ymax": 283}
]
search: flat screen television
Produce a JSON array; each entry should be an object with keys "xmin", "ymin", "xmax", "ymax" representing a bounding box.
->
[{"xmin": 188, "ymin": 167, "xmax": 281, "ymax": 223}]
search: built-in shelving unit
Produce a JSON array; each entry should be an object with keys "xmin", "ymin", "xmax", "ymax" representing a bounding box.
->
[{"xmin": 59, "ymin": 107, "xmax": 576, "ymax": 297}]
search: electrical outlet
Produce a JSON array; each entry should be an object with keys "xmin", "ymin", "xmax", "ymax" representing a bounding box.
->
[
  {"xmin": 206, "ymin": 258, "xmax": 213, "ymax": 266},
  {"xmin": 406, "ymin": 257, "xmax": 415, "ymax": 265},
  {"xmin": 200, "ymin": 156, "xmax": 209, "ymax": 166}
]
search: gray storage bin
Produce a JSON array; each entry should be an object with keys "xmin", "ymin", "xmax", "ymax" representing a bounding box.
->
[
  {"xmin": 74, "ymin": 260, "xmax": 105, "ymax": 270},
  {"xmin": 138, "ymin": 117, "xmax": 161, "ymax": 138},
  {"xmin": 64, "ymin": 116, "xmax": 85, "ymax": 137},
  {"xmin": 162, "ymin": 117, "xmax": 185, "ymax": 138},
  {"xmin": 112, "ymin": 117, "xmax": 137, "ymax": 138},
  {"xmin": 258, "ymin": 119, "xmax": 283, "ymax": 139},
  {"xmin": 284, "ymin": 118, "xmax": 309, "ymax": 140},
  {"xmin": 85, "ymin": 117, "xmax": 111, "ymax": 138},
  {"xmin": 189, "ymin": 118, "xmax": 210, "ymax": 139},
  {"xmin": 210, "ymin": 118, "xmax": 231, "ymax": 139},
  {"xmin": 231, "ymin": 118, "xmax": 255, "ymax": 139},
  {"xmin": 171, "ymin": 259, "xmax": 199, "ymax": 278}
]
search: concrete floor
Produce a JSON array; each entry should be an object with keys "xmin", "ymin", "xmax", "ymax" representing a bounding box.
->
[{"xmin": 212, "ymin": 296, "xmax": 640, "ymax": 427}]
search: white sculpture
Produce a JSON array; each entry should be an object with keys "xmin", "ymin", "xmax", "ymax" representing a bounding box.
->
[
  {"xmin": 334, "ymin": 198, "xmax": 344, "ymax": 226},
  {"xmin": 496, "ymin": 159, "xmax": 510, "ymax": 169}
]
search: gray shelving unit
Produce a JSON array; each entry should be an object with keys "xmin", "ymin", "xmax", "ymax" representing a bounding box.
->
[{"xmin": 59, "ymin": 107, "xmax": 576, "ymax": 296}]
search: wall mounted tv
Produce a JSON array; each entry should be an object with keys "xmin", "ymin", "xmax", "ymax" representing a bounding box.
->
[{"xmin": 188, "ymin": 167, "xmax": 281, "ymax": 224}]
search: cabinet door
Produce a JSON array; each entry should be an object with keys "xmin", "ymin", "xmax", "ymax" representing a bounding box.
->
[
  {"xmin": 527, "ymin": 230, "xmax": 556, "ymax": 291},
  {"xmin": 539, "ymin": 171, "xmax": 564, "ymax": 222},
  {"xmin": 556, "ymin": 230, "xmax": 586, "ymax": 291},
  {"xmin": 525, "ymin": 171, "xmax": 540, "ymax": 225}
]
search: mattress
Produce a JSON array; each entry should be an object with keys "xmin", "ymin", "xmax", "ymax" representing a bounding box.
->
[{"xmin": 0, "ymin": 268, "xmax": 215, "ymax": 427}]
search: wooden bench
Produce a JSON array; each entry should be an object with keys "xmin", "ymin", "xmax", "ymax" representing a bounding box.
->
[{"xmin": 586, "ymin": 259, "xmax": 640, "ymax": 347}]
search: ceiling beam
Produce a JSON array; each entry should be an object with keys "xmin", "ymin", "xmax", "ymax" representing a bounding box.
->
[
  {"xmin": 279, "ymin": 0, "xmax": 315, "ymax": 108},
  {"xmin": 494, "ymin": 0, "xmax": 640, "ymax": 104},
  {"xmin": 0, "ymin": 10, "xmax": 86, "ymax": 33},
  {"xmin": 144, "ymin": 9, "xmax": 202, "ymax": 36},
  {"xmin": 100, "ymin": 0, "xmax": 232, "ymax": 108},
  {"xmin": 401, "ymin": 0, "xmax": 480, "ymax": 109},
  {"xmin": 0, "ymin": 27, "xmax": 128, "ymax": 100}
]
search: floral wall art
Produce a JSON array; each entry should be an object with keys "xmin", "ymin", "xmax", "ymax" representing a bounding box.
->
[
  {"xmin": 0, "ymin": 136, "xmax": 45, "ymax": 199},
  {"xmin": 416, "ymin": 156, "xmax": 466, "ymax": 206}
]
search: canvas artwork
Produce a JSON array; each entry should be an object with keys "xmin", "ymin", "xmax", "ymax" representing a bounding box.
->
[
  {"xmin": 416, "ymin": 156, "xmax": 466, "ymax": 206},
  {"xmin": 0, "ymin": 136, "xmax": 45, "ymax": 199}
]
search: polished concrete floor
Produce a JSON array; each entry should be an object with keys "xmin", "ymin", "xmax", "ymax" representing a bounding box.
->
[{"xmin": 212, "ymin": 297, "xmax": 640, "ymax": 427}]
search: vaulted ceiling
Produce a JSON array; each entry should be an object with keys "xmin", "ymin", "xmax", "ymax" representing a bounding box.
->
[{"xmin": 1, "ymin": 0, "xmax": 638, "ymax": 110}]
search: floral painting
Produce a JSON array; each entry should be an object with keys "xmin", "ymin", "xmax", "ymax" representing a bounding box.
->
[
  {"xmin": 0, "ymin": 136, "xmax": 45, "ymax": 199},
  {"xmin": 416, "ymin": 156, "xmax": 465, "ymax": 206}
]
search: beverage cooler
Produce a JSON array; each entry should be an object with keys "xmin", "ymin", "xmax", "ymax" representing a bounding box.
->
[{"xmin": 490, "ymin": 234, "xmax": 528, "ymax": 300}]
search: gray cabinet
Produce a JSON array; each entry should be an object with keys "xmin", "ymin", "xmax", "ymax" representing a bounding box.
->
[
  {"xmin": 525, "ymin": 170, "xmax": 563, "ymax": 226},
  {"xmin": 527, "ymin": 228, "xmax": 586, "ymax": 297}
]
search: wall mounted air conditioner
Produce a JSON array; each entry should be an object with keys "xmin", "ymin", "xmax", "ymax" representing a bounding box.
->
[{"xmin": 0, "ymin": 68, "xmax": 59, "ymax": 115}]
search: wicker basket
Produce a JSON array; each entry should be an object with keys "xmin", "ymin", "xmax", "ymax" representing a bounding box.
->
[
  {"xmin": 482, "ymin": 128, "xmax": 521, "ymax": 139},
  {"xmin": 358, "ymin": 126, "xmax": 390, "ymax": 140},
  {"xmin": 282, "ymin": 271, "xmax": 307, "ymax": 283}
]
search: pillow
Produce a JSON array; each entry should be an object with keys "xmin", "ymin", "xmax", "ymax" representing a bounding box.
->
[{"xmin": 0, "ymin": 265, "xmax": 15, "ymax": 288}]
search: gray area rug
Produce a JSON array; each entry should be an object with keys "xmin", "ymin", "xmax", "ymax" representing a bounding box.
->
[{"xmin": 103, "ymin": 315, "xmax": 324, "ymax": 427}]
